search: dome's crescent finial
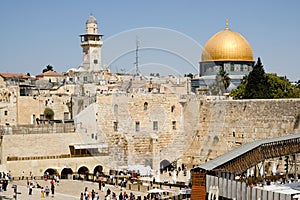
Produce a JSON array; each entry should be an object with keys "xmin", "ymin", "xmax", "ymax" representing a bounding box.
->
[{"xmin": 226, "ymin": 19, "xmax": 229, "ymax": 30}]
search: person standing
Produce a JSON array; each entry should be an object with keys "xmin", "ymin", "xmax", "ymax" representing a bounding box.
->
[
  {"xmin": 41, "ymin": 187, "xmax": 45, "ymax": 198},
  {"xmin": 98, "ymin": 178, "xmax": 102, "ymax": 191},
  {"xmin": 21, "ymin": 171, "xmax": 25, "ymax": 180},
  {"xmin": 51, "ymin": 182, "xmax": 55, "ymax": 197},
  {"xmin": 29, "ymin": 182, "xmax": 33, "ymax": 195},
  {"xmin": 45, "ymin": 186, "xmax": 50, "ymax": 197}
]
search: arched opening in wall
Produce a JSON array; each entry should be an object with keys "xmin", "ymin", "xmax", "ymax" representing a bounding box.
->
[
  {"xmin": 114, "ymin": 104, "xmax": 118, "ymax": 114},
  {"xmin": 93, "ymin": 165, "xmax": 103, "ymax": 177},
  {"xmin": 160, "ymin": 159, "xmax": 174, "ymax": 174},
  {"xmin": 78, "ymin": 166, "xmax": 90, "ymax": 180},
  {"xmin": 44, "ymin": 168, "xmax": 59, "ymax": 179},
  {"xmin": 61, "ymin": 167, "xmax": 73, "ymax": 179},
  {"xmin": 144, "ymin": 102, "xmax": 148, "ymax": 110},
  {"xmin": 171, "ymin": 105, "xmax": 175, "ymax": 112}
]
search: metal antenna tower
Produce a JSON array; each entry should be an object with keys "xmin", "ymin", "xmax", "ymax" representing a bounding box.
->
[{"xmin": 135, "ymin": 36, "xmax": 140, "ymax": 75}]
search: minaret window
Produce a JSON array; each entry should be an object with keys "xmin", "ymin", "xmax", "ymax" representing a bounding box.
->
[
  {"xmin": 94, "ymin": 59, "xmax": 98, "ymax": 64},
  {"xmin": 172, "ymin": 121, "xmax": 176, "ymax": 130},
  {"xmin": 171, "ymin": 105, "xmax": 175, "ymax": 112},
  {"xmin": 153, "ymin": 121, "xmax": 158, "ymax": 131},
  {"xmin": 135, "ymin": 121, "xmax": 140, "ymax": 132},
  {"xmin": 144, "ymin": 102, "xmax": 148, "ymax": 110},
  {"xmin": 113, "ymin": 122, "xmax": 118, "ymax": 132},
  {"xmin": 114, "ymin": 104, "xmax": 118, "ymax": 114}
]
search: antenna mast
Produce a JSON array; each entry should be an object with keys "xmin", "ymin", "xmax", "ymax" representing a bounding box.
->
[{"xmin": 135, "ymin": 36, "xmax": 140, "ymax": 75}]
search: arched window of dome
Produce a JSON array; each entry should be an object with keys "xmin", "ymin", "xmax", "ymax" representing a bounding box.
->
[
  {"xmin": 114, "ymin": 104, "xmax": 118, "ymax": 114},
  {"xmin": 144, "ymin": 102, "xmax": 148, "ymax": 110}
]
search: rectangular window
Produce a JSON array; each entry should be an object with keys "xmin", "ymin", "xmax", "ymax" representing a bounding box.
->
[
  {"xmin": 113, "ymin": 121, "xmax": 118, "ymax": 132},
  {"xmin": 172, "ymin": 121, "xmax": 176, "ymax": 130},
  {"xmin": 64, "ymin": 112, "xmax": 69, "ymax": 120},
  {"xmin": 40, "ymin": 114, "xmax": 44, "ymax": 124},
  {"xmin": 230, "ymin": 64, "xmax": 234, "ymax": 71},
  {"xmin": 153, "ymin": 121, "xmax": 158, "ymax": 131},
  {"xmin": 94, "ymin": 59, "xmax": 98, "ymax": 64},
  {"xmin": 83, "ymin": 76, "xmax": 88, "ymax": 82},
  {"xmin": 135, "ymin": 121, "xmax": 140, "ymax": 132}
]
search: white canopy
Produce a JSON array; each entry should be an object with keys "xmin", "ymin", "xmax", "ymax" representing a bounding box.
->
[{"xmin": 147, "ymin": 188, "xmax": 165, "ymax": 193}]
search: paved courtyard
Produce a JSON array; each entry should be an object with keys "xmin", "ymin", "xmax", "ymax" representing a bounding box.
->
[{"xmin": 0, "ymin": 179, "xmax": 148, "ymax": 200}]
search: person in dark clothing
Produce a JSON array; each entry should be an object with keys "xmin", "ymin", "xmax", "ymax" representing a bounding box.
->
[
  {"xmin": 98, "ymin": 179, "xmax": 102, "ymax": 190},
  {"xmin": 119, "ymin": 192, "xmax": 123, "ymax": 200},
  {"xmin": 51, "ymin": 183, "xmax": 55, "ymax": 197}
]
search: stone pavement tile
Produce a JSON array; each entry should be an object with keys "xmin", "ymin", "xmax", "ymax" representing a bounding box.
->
[{"xmin": 0, "ymin": 179, "xmax": 148, "ymax": 200}]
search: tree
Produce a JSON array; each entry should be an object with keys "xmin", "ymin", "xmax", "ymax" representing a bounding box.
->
[
  {"xmin": 219, "ymin": 67, "xmax": 231, "ymax": 91},
  {"xmin": 297, "ymin": 80, "xmax": 300, "ymax": 89},
  {"xmin": 230, "ymin": 57, "xmax": 300, "ymax": 99},
  {"xmin": 42, "ymin": 65, "xmax": 54, "ymax": 73},
  {"xmin": 44, "ymin": 107, "xmax": 54, "ymax": 120},
  {"xmin": 230, "ymin": 75, "xmax": 248, "ymax": 99},
  {"xmin": 210, "ymin": 67, "xmax": 231, "ymax": 95},
  {"xmin": 244, "ymin": 57, "xmax": 271, "ymax": 99}
]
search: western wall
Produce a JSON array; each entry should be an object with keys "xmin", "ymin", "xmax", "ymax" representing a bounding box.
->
[
  {"xmin": 1, "ymin": 94, "xmax": 300, "ymax": 177},
  {"xmin": 76, "ymin": 94, "xmax": 300, "ymax": 175}
]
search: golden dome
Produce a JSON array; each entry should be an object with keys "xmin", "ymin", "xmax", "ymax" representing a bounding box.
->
[{"xmin": 202, "ymin": 23, "xmax": 254, "ymax": 62}]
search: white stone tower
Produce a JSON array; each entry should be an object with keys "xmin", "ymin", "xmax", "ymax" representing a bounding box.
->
[{"xmin": 80, "ymin": 15, "xmax": 103, "ymax": 72}]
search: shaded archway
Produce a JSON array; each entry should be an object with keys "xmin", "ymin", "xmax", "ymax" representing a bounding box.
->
[
  {"xmin": 44, "ymin": 168, "xmax": 59, "ymax": 180},
  {"xmin": 160, "ymin": 159, "xmax": 173, "ymax": 173},
  {"xmin": 93, "ymin": 165, "xmax": 103, "ymax": 177},
  {"xmin": 78, "ymin": 166, "xmax": 89, "ymax": 180},
  {"xmin": 44, "ymin": 168, "xmax": 58, "ymax": 176},
  {"xmin": 61, "ymin": 167, "xmax": 73, "ymax": 179}
]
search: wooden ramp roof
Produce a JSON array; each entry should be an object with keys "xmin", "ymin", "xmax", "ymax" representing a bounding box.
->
[{"xmin": 194, "ymin": 133, "xmax": 300, "ymax": 175}]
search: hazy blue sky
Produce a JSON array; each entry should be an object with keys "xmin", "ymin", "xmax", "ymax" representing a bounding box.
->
[{"xmin": 1, "ymin": 0, "xmax": 300, "ymax": 81}]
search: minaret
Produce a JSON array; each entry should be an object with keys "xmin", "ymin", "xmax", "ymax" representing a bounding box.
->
[{"xmin": 80, "ymin": 15, "xmax": 103, "ymax": 72}]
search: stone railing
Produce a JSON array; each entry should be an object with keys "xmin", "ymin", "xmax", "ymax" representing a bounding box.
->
[{"xmin": 0, "ymin": 123, "xmax": 75, "ymax": 135}]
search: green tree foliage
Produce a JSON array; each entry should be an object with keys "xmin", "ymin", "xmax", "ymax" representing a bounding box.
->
[
  {"xmin": 42, "ymin": 65, "xmax": 54, "ymax": 73},
  {"xmin": 230, "ymin": 58, "xmax": 300, "ymax": 99},
  {"xmin": 219, "ymin": 67, "xmax": 231, "ymax": 91},
  {"xmin": 230, "ymin": 75, "xmax": 248, "ymax": 99},
  {"xmin": 44, "ymin": 107, "xmax": 54, "ymax": 120},
  {"xmin": 244, "ymin": 57, "xmax": 271, "ymax": 99},
  {"xmin": 210, "ymin": 67, "xmax": 231, "ymax": 95}
]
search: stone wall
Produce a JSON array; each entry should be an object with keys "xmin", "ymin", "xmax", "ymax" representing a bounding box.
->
[
  {"xmin": 88, "ymin": 95, "xmax": 300, "ymax": 172},
  {"xmin": 1, "ymin": 131, "xmax": 111, "ymax": 177},
  {"xmin": 181, "ymin": 98, "xmax": 300, "ymax": 167}
]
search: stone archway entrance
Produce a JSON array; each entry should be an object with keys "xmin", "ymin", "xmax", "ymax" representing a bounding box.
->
[
  {"xmin": 160, "ymin": 159, "xmax": 173, "ymax": 173},
  {"xmin": 61, "ymin": 167, "xmax": 73, "ymax": 179},
  {"xmin": 44, "ymin": 168, "xmax": 58, "ymax": 176},
  {"xmin": 93, "ymin": 165, "xmax": 103, "ymax": 177},
  {"xmin": 44, "ymin": 168, "xmax": 59, "ymax": 180},
  {"xmin": 78, "ymin": 166, "xmax": 89, "ymax": 180}
]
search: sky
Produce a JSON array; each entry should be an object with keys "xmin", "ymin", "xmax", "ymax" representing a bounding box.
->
[{"xmin": 0, "ymin": 0, "xmax": 300, "ymax": 81}]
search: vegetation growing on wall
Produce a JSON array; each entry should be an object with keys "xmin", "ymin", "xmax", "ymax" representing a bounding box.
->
[{"xmin": 44, "ymin": 107, "xmax": 54, "ymax": 120}]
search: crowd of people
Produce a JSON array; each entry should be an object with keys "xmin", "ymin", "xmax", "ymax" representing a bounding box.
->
[
  {"xmin": 81, "ymin": 186, "xmax": 144, "ymax": 200},
  {"xmin": 0, "ymin": 171, "xmax": 12, "ymax": 192},
  {"xmin": 0, "ymin": 170, "xmax": 185, "ymax": 200},
  {"xmin": 25, "ymin": 171, "xmax": 59, "ymax": 198}
]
